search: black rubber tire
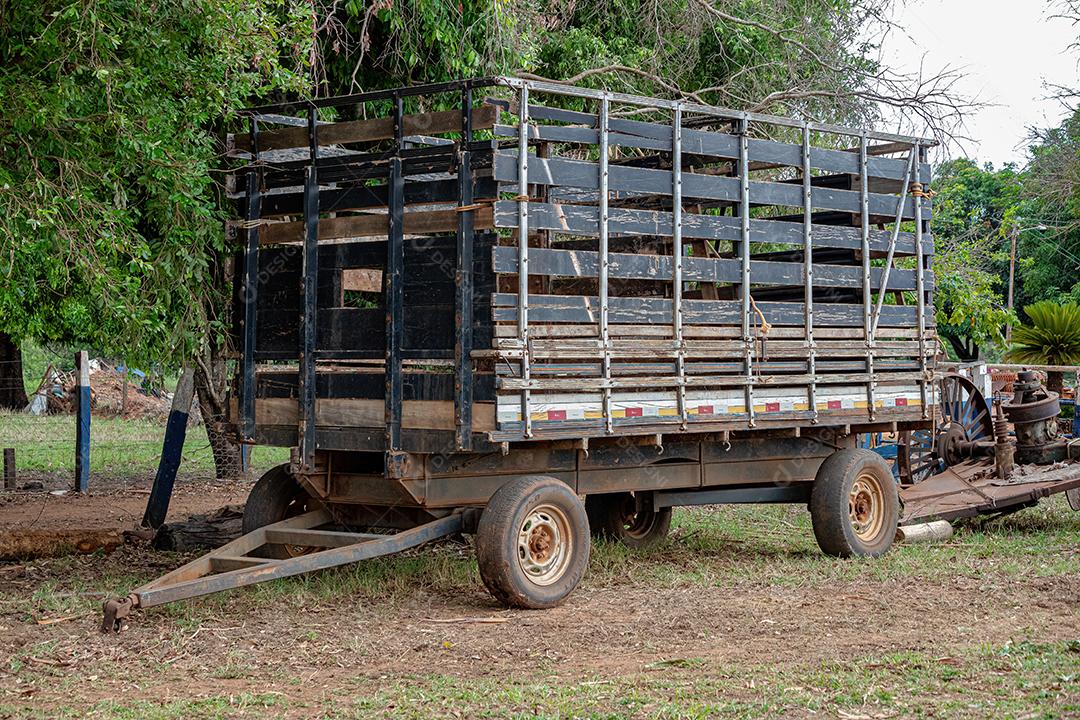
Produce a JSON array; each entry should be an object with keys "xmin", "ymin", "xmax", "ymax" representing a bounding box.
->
[
  {"xmin": 810, "ymin": 449, "xmax": 899, "ymax": 558},
  {"xmin": 476, "ymin": 476, "xmax": 590, "ymax": 609},
  {"xmin": 243, "ymin": 464, "xmax": 310, "ymax": 559},
  {"xmin": 1067, "ymin": 487, "xmax": 1080, "ymax": 512},
  {"xmin": 585, "ymin": 493, "xmax": 672, "ymax": 550}
]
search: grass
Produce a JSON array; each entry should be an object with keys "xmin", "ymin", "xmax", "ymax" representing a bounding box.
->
[
  {"xmin": 332, "ymin": 639, "xmax": 1080, "ymax": 719},
  {"xmin": 2, "ymin": 640, "xmax": 1075, "ymax": 718},
  {"xmin": 0, "ymin": 411, "xmax": 288, "ymax": 480},
  {"xmin": 0, "ymin": 499, "xmax": 1076, "ymax": 718},
  {"xmin": 7, "ymin": 495, "xmax": 1077, "ymax": 633}
]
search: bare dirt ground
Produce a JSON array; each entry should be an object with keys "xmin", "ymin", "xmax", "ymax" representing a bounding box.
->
[
  {"xmin": 0, "ymin": 489, "xmax": 1077, "ymax": 718},
  {"xmin": 0, "ymin": 477, "xmax": 250, "ymax": 535}
]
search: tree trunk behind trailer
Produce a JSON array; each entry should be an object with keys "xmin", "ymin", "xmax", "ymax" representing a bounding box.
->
[
  {"xmin": 194, "ymin": 352, "xmax": 244, "ymax": 481},
  {"xmin": 0, "ymin": 332, "xmax": 28, "ymax": 410}
]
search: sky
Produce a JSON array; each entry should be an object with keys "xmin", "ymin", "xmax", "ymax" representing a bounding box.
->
[{"xmin": 881, "ymin": 0, "xmax": 1079, "ymax": 167}]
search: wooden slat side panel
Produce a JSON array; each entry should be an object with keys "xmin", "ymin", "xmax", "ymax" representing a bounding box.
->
[
  {"xmin": 255, "ymin": 397, "xmax": 496, "ymax": 432},
  {"xmin": 491, "ymin": 201, "xmax": 931, "ymax": 257},
  {"xmin": 231, "ymin": 104, "xmax": 499, "ymax": 153},
  {"xmin": 495, "ymin": 118, "xmax": 931, "ymax": 182},
  {"xmin": 260, "ymin": 206, "xmax": 493, "ymax": 246},
  {"xmin": 493, "ymin": 152, "xmax": 926, "ymax": 219},
  {"xmin": 491, "ymin": 246, "xmax": 931, "ymax": 291},
  {"xmin": 490, "ymin": 293, "xmax": 930, "ymax": 328}
]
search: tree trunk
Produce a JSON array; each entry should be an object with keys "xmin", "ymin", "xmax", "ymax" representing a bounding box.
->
[
  {"xmin": 193, "ymin": 351, "xmax": 244, "ymax": 481},
  {"xmin": 0, "ymin": 332, "xmax": 28, "ymax": 410}
]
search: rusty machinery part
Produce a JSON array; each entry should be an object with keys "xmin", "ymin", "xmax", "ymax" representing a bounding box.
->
[
  {"xmin": 1002, "ymin": 371, "xmax": 1068, "ymax": 465},
  {"xmin": 101, "ymin": 593, "xmax": 140, "ymax": 633},
  {"xmin": 897, "ymin": 374, "xmax": 995, "ymax": 484},
  {"xmin": 993, "ymin": 401, "xmax": 1015, "ymax": 480},
  {"xmin": 1068, "ymin": 487, "xmax": 1080, "ymax": 512}
]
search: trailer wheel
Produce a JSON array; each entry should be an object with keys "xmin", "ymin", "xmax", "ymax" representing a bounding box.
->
[
  {"xmin": 585, "ymin": 493, "xmax": 672, "ymax": 549},
  {"xmin": 476, "ymin": 476, "xmax": 590, "ymax": 609},
  {"xmin": 243, "ymin": 464, "xmax": 314, "ymax": 559},
  {"xmin": 810, "ymin": 449, "xmax": 899, "ymax": 558}
]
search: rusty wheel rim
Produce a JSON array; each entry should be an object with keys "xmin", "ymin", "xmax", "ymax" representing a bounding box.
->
[
  {"xmin": 618, "ymin": 495, "xmax": 653, "ymax": 538},
  {"xmin": 281, "ymin": 495, "xmax": 315, "ymax": 557},
  {"xmin": 848, "ymin": 472, "xmax": 885, "ymax": 542},
  {"xmin": 516, "ymin": 504, "xmax": 572, "ymax": 586}
]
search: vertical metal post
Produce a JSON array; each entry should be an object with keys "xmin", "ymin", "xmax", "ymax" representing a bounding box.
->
[
  {"xmin": 913, "ymin": 143, "xmax": 929, "ymax": 418},
  {"xmin": 802, "ymin": 125, "xmax": 818, "ymax": 423},
  {"xmin": 385, "ymin": 93, "xmax": 405, "ymax": 451},
  {"xmin": 517, "ymin": 84, "xmax": 532, "ymax": 437},
  {"xmin": 859, "ymin": 133, "xmax": 876, "ymax": 420},
  {"xmin": 455, "ymin": 88, "xmax": 475, "ymax": 451},
  {"xmin": 298, "ymin": 107, "xmax": 320, "ymax": 469},
  {"xmin": 598, "ymin": 94, "xmax": 613, "ymax": 434},
  {"xmin": 672, "ymin": 104, "xmax": 687, "ymax": 429},
  {"xmin": 738, "ymin": 118, "xmax": 755, "ymax": 426},
  {"xmin": 240, "ymin": 115, "xmax": 261, "ymax": 440},
  {"xmin": 74, "ymin": 350, "xmax": 90, "ymax": 493}
]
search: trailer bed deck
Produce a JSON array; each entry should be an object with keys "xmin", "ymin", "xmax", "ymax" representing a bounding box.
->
[{"xmin": 900, "ymin": 456, "xmax": 1080, "ymax": 523}]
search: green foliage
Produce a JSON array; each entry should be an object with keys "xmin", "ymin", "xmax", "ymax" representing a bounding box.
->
[
  {"xmin": 929, "ymin": 159, "xmax": 1021, "ymax": 350},
  {"xmin": 1004, "ymin": 301, "xmax": 1080, "ymax": 366},
  {"xmin": 329, "ymin": 0, "xmax": 523, "ymax": 93},
  {"xmin": 1019, "ymin": 107, "xmax": 1080, "ymax": 307},
  {"xmin": 330, "ymin": 0, "xmax": 890, "ymax": 128},
  {"xmin": 0, "ymin": 0, "xmax": 311, "ymax": 365}
]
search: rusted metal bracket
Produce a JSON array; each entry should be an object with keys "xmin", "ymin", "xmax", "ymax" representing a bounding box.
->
[{"xmin": 101, "ymin": 593, "xmax": 139, "ymax": 634}]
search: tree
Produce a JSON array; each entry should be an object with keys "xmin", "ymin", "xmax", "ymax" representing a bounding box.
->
[
  {"xmin": 316, "ymin": 1, "xmax": 971, "ymax": 138},
  {"xmin": 1004, "ymin": 301, "xmax": 1080, "ymax": 393},
  {"xmin": 0, "ymin": 332, "xmax": 28, "ymax": 410},
  {"xmin": 1020, "ymin": 108, "xmax": 1080, "ymax": 306},
  {"xmin": 928, "ymin": 159, "xmax": 1019, "ymax": 359},
  {"xmin": 0, "ymin": 0, "xmax": 310, "ymax": 474},
  {"xmin": 2, "ymin": 0, "xmax": 973, "ymax": 472}
]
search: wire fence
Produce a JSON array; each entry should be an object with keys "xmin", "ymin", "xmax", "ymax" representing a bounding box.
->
[
  {"xmin": 0, "ymin": 404, "xmax": 287, "ymax": 491},
  {"xmin": 2, "ymin": 347, "xmax": 295, "ymax": 491}
]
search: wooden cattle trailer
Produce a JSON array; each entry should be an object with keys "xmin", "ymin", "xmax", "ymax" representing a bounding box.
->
[{"xmin": 104, "ymin": 78, "xmax": 942, "ymax": 626}]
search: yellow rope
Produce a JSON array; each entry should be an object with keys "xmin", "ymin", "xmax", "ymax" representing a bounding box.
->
[
  {"xmin": 749, "ymin": 295, "xmax": 771, "ymax": 336},
  {"xmin": 909, "ymin": 182, "xmax": 935, "ymax": 199}
]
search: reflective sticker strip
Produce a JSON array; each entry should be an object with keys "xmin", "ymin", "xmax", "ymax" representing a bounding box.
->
[{"xmin": 497, "ymin": 386, "xmax": 926, "ymax": 423}]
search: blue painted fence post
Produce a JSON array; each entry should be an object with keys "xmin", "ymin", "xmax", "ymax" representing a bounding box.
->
[
  {"xmin": 142, "ymin": 367, "xmax": 195, "ymax": 529},
  {"xmin": 74, "ymin": 351, "xmax": 90, "ymax": 493}
]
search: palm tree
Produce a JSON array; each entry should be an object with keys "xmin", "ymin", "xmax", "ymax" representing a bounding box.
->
[{"xmin": 1004, "ymin": 301, "xmax": 1080, "ymax": 394}]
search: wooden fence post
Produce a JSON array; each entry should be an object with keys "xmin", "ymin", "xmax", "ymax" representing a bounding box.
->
[
  {"xmin": 3, "ymin": 448, "xmax": 14, "ymax": 490},
  {"xmin": 74, "ymin": 351, "xmax": 90, "ymax": 493},
  {"xmin": 142, "ymin": 367, "xmax": 195, "ymax": 529}
]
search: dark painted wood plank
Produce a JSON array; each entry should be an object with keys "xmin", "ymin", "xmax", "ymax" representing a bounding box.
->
[
  {"xmin": 256, "ymin": 371, "xmax": 496, "ymax": 402},
  {"xmin": 249, "ymin": 176, "xmax": 498, "ymax": 217}
]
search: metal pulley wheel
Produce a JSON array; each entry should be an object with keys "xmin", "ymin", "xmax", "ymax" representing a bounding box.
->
[{"xmin": 896, "ymin": 373, "xmax": 994, "ymax": 484}]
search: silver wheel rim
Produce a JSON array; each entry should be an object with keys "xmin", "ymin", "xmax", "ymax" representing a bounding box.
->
[
  {"xmin": 516, "ymin": 504, "xmax": 572, "ymax": 586},
  {"xmin": 848, "ymin": 472, "xmax": 885, "ymax": 542}
]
